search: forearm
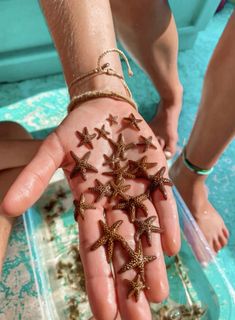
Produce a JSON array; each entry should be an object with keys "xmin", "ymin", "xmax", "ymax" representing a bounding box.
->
[{"xmin": 40, "ymin": 0, "xmax": 125, "ymax": 97}]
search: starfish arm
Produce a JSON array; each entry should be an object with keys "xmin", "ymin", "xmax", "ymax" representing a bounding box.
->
[
  {"xmin": 106, "ymin": 240, "xmax": 114, "ymax": 263},
  {"xmin": 151, "ymin": 226, "xmax": 164, "ymax": 234},
  {"xmin": 162, "ymin": 178, "xmax": 174, "ymax": 186},
  {"xmin": 129, "ymin": 204, "xmax": 137, "ymax": 222},
  {"xmin": 138, "ymin": 202, "xmax": 148, "ymax": 217},
  {"xmin": 118, "ymin": 259, "xmax": 138, "ymax": 274},
  {"xmin": 113, "ymin": 202, "xmax": 127, "ymax": 211},
  {"xmin": 82, "ymin": 151, "xmax": 91, "ymax": 161},
  {"xmin": 146, "ymin": 231, "xmax": 152, "ymax": 246},
  {"xmin": 159, "ymin": 183, "xmax": 168, "ymax": 200},
  {"xmin": 111, "ymin": 219, "xmax": 123, "ymax": 230},
  {"xmin": 91, "ymin": 236, "xmax": 107, "ymax": 250},
  {"xmin": 80, "ymin": 167, "xmax": 87, "ymax": 181},
  {"xmin": 86, "ymin": 163, "xmax": 98, "ymax": 173},
  {"xmin": 144, "ymin": 255, "xmax": 157, "ymax": 264}
]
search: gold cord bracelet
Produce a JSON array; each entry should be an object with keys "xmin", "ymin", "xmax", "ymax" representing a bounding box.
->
[
  {"xmin": 67, "ymin": 90, "xmax": 138, "ymax": 113},
  {"xmin": 68, "ymin": 48, "xmax": 133, "ymax": 98}
]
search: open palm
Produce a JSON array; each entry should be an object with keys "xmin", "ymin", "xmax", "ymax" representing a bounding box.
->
[{"xmin": 1, "ymin": 99, "xmax": 180, "ymax": 320}]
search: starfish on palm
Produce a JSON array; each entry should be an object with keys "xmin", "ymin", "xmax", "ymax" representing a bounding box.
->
[
  {"xmin": 95, "ymin": 125, "xmax": 110, "ymax": 140},
  {"xmin": 119, "ymin": 241, "xmax": 157, "ymax": 279},
  {"xmin": 129, "ymin": 156, "xmax": 157, "ymax": 178},
  {"xmin": 109, "ymin": 178, "xmax": 131, "ymax": 201},
  {"xmin": 106, "ymin": 114, "xmax": 118, "ymax": 126},
  {"xmin": 136, "ymin": 135, "xmax": 157, "ymax": 153},
  {"xmin": 88, "ymin": 179, "xmax": 112, "ymax": 202},
  {"xmin": 73, "ymin": 193, "xmax": 96, "ymax": 221},
  {"xmin": 70, "ymin": 151, "xmax": 98, "ymax": 181},
  {"xmin": 103, "ymin": 162, "xmax": 135, "ymax": 181},
  {"xmin": 108, "ymin": 133, "xmax": 135, "ymax": 160},
  {"xmin": 91, "ymin": 220, "xmax": 125, "ymax": 263},
  {"xmin": 102, "ymin": 153, "xmax": 120, "ymax": 169},
  {"xmin": 113, "ymin": 193, "xmax": 148, "ymax": 222},
  {"xmin": 75, "ymin": 127, "xmax": 96, "ymax": 149},
  {"xmin": 127, "ymin": 274, "xmax": 149, "ymax": 302},
  {"xmin": 123, "ymin": 113, "xmax": 142, "ymax": 131},
  {"xmin": 134, "ymin": 216, "xmax": 164, "ymax": 246},
  {"xmin": 147, "ymin": 166, "xmax": 173, "ymax": 200}
]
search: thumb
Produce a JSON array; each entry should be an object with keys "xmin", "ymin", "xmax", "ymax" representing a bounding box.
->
[{"xmin": 0, "ymin": 132, "xmax": 64, "ymax": 217}]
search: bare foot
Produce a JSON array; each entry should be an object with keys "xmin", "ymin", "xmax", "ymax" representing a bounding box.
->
[
  {"xmin": 149, "ymin": 86, "xmax": 183, "ymax": 160},
  {"xmin": 170, "ymin": 154, "xmax": 229, "ymax": 254}
]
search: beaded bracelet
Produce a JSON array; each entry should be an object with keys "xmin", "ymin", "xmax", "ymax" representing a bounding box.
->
[{"xmin": 182, "ymin": 148, "xmax": 214, "ymax": 175}]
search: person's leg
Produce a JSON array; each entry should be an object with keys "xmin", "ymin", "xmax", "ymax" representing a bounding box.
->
[
  {"xmin": 170, "ymin": 11, "xmax": 235, "ymax": 253},
  {"xmin": 111, "ymin": 0, "xmax": 183, "ymax": 158},
  {"xmin": 0, "ymin": 122, "xmax": 41, "ymax": 273}
]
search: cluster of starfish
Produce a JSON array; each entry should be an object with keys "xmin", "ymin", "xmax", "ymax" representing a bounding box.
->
[{"xmin": 69, "ymin": 113, "xmax": 173, "ymax": 302}]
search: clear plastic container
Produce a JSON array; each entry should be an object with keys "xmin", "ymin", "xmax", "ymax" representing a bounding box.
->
[{"xmin": 23, "ymin": 171, "xmax": 235, "ymax": 320}]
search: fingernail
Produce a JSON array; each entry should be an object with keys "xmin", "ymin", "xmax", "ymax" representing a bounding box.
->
[{"xmin": 164, "ymin": 151, "xmax": 172, "ymax": 159}]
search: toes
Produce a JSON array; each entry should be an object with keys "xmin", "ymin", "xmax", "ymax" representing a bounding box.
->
[
  {"xmin": 223, "ymin": 227, "xmax": 230, "ymax": 239},
  {"xmin": 218, "ymin": 234, "xmax": 228, "ymax": 248},
  {"xmin": 213, "ymin": 239, "xmax": 222, "ymax": 253}
]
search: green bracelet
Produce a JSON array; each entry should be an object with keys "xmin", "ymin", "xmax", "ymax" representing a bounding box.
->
[{"xmin": 182, "ymin": 148, "xmax": 214, "ymax": 175}]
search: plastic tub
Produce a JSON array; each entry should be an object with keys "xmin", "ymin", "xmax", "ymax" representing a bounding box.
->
[{"xmin": 23, "ymin": 171, "xmax": 235, "ymax": 320}]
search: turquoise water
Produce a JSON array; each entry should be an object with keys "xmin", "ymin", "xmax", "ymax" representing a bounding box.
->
[{"xmin": 0, "ymin": 3, "xmax": 235, "ymax": 318}]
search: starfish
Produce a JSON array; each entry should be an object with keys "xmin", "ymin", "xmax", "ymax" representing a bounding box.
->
[
  {"xmin": 103, "ymin": 162, "xmax": 135, "ymax": 181},
  {"xmin": 88, "ymin": 179, "xmax": 112, "ymax": 202},
  {"xmin": 95, "ymin": 125, "xmax": 110, "ymax": 140},
  {"xmin": 108, "ymin": 134, "xmax": 135, "ymax": 160},
  {"xmin": 136, "ymin": 135, "xmax": 157, "ymax": 153},
  {"xmin": 123, "ymin": 113, "xmax": 142, "ymax": 131},
  {"xmin": 75, "ymin": 127, "xmax": 96, "ymax": 149},
  {"xmin": 134, "ymin": 216, "xmax": 164, "ymax": 246},
  {"xmin": 109, "ymin": 178, "xmax": 131, "ymax": 201},
  {"xmin": 73, "ymin": 193, "xmax": 96, "ymax": 221},
  {"xmin": 91, "ymin": 220, "xmax": 125, "ymax": 263},
  {"xmin": 102, "ymin": 153, "xmax": 120, "ymax": 169},
  {"xmin": 129, "ymin": 156, "xmax": 157, "ymax": 178},
  {"xmin": 70, "ymin": 151, "xmax": 98, "ymax": 181},
  {"xmin": 147, "ymin": 166, "xmax": 173, "ymax": 200},
  {"xmin": 127, "ymin": 274, "xmax": 149, "ymax": 302},
  {"xmin": 113, "ymin": 193, "xmax": 148, "ymax": 222},
  {"xmin": 106, "ymin": 114, "xmax": 118, "ymax": 126},
  {"xmin": 119, "ymin": 241, "xmax": 157, "ymax": 279}
]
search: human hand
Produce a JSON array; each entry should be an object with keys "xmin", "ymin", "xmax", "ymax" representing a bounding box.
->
[{"xmin": 1, "ymin": 99, "xmax": 180, "ymax": 320}]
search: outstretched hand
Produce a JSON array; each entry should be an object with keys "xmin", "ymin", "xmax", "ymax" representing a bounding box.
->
[{"xmin": 1, "ymin": 99, "xmax": 180, "ymax": 320}]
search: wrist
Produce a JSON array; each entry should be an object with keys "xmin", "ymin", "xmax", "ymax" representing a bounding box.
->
[{"xmin": 69, "ymin": 73, "xmax": 128, "ymax": 99}]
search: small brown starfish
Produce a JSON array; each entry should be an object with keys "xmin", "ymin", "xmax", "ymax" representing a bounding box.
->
[
  {"xmin": 76, "ymin": 127, "xmax": 96, "ymax": 149},
  {"xmin": 88, "ymin": 179, "xmax": 112, "ymax": 202},
  {"xmin": 109, "ymin": 178, "xmax": 131, "ymax": 201},
  {"xmin": 108, "ymin": 134, "xmax": 135, "ymax": 160},
  {"xmin": 137, "ymin": 135, "xmax": 157, "ymax": 153},
  {"xmin": 127, "ymin": 274, "xmax": 149, "ymax": 302},
  {"xmin": 113, "ymin": 193, "xmax": 148, "ymax": 222},
  {"xmin": 134, "ymin": 216, "xmax": 164, "ymax": 246},
  {"xmin": 123, "ymin": 113, "xmax": 142, "ymax": 131},
  {"xmin": 73, "ymin": 193, "xmax": 96, "ymax": 221},
  {"xmin": 102, "ymin": 153, "xmax": 120, "ymax": 169},
  {"xmin": 95, "ymin": 125, "xmax": 110, "ymax": 140},
  {"xmin": 70, "ymin": 151, "xmax": 98, "ymax": 181},
  {"xmin": 106, "ymin": 114, "xmax": 118, "ymax": 126},
  {"xmin": 119, "ymin": 241, "xmax": 157, "ymax": 279},
  {"xmin": 91, "ymin": 220, "xmax": 125, "ymax": 263},
  {"xmin": 147, "ymin": 166, "xmax": 173, "ymax": 200},
  {"xmin": 129, "ymin": 156, "xmax": 157, "ymax": 178},
  {"xmin": 103, "ymin": 162, "xmax": 135, "ymax": 181}
]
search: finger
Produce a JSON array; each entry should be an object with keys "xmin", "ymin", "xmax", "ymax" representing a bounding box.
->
[
  {"xmin": 138, "ymin": 200, "xmax": 169, "ymax": 303},
  {"xmin": 78, "ymin": 201, "xmax": 118, "ymax": 320},
  {"xmin": 152, "ymin": 180, "xmax": 181, "ymax": 256},
  {"xmin": 0, "ymin": 132, "xmax": 64, "ymax": 217},
  {"xmin": 106, "ymin": 208, "xmax": 152, "ymax": 320}
]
